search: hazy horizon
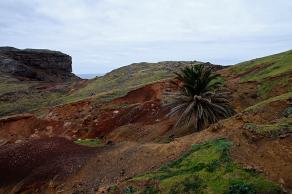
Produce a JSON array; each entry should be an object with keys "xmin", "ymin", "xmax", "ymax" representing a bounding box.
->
[{"xmin": 1, "ymin": 0, "xmax": 292, "ymax": 74}]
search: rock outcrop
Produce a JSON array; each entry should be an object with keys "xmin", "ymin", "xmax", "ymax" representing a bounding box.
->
[{"xmin": 0, "ymin": 47, "xmax": 80, "ymax": 82}]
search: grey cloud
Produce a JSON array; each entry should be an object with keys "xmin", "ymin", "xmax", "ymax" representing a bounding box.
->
[{"xmin": 0, "ymin": 0, "xmax": 291, "ymax": 73}]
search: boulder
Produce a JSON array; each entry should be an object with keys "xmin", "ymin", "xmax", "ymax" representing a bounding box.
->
[{"xmin": 0, "ymin": 47, "xmax": 80, "ymax": 82}]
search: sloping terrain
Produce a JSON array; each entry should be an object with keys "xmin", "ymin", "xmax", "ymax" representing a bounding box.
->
[
  {"xmin": 0, "ymin": 50, "xmax": 291, "ymax": 193},
  {"xmin": 220, "ymin": 50, "xmax": 292, "ymax": 111},
  {"xmin": 0, "ymin": 47, "xmax": 84, "ymax": 117},
  {"xmin": 115, "ymin": 139, "xmax": 283, "ymax": 194},
  {"xmin": 0, "ymin": 75, "xmax": 87, "ymax": 117},
  {"xmin": 0, "ymin": 60, "xmax": 220, "ymax": 117},
  {"xmin": 65, "ymin": 61, "xmax": 223, "ymax": 103}
]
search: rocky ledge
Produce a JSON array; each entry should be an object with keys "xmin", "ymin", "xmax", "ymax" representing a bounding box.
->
[{"xmin": 0, "ymin": 47, "xmax": 80, "ymax": 82}]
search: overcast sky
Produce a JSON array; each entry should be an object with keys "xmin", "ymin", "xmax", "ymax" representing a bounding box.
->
[{"xmin": 0, "ymin": 0, "xmax": 291, "ymax": 74}]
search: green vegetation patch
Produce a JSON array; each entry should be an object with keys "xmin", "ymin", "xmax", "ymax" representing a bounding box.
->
[
  {"xmin": 257, "ymin": 76, "xmax": 291, "ymax": 99},
  {"xmin": 123, "ymin": 139, "xmax": 281, "ymax": 194},
  {"xmin": 231, "ymin": 50, "xmax": 292, "ymax": 82},
  {"xmin": 0, "ymin": 78, "xmax": 75, "ymax": 117},
  {"xmin": 0, "ymin": 82, "xmax": 34, "ymax": 94},
  {"xmin": 245, "ymin": 92, "xmax": 292, "ymax": 112},
  {"xmin": 0, "ymin": 90, "xmax": 66, "ymax": 117},
  {"xmin": 282, "ymin": 107, "xmax": 292, "ymax": 117},
  {"xmin": 74, "ymin": 138, "xmax": 102, "ymax": 147},
  {"xmin": 244, "ymin": 117, "xmax": 292, "ymax": 138}
]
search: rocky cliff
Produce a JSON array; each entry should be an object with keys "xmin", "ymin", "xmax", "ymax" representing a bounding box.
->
[{"xmin": 0, "ymin": 47, "xmax": 80, "ymax": 82}]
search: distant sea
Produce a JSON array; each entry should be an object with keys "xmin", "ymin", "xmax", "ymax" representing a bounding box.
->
[{"xmin": 77, "ymin": 73, "xmax": 104, "ymax": 79}]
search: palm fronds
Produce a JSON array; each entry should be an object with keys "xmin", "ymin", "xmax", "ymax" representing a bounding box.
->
[{"xmin": 167, "ymin": 64, "xmax": 235, "ymax": 131}]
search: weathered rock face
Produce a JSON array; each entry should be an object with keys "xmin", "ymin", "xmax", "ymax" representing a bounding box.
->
[{"xmin": 0, "ymin": 47, "xmax": 80, "ymax": 82}]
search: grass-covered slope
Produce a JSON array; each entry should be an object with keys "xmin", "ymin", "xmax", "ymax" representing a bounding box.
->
[
  {"xmin": 0, "ymin": 61, "xmax": 203, "ymax": 116},
  {"xmin": 231, "ymin": 50, "xmax": 292, "ymax": 98},
  {"xmin": 245, "ymin": 92, "xmax": 292, "ymax": 112},
  {"xmin": 112, "ymin": 139, "xmax": 282, "ymax": 194},
  {"xmin": 243, "ymin": 91, "xmax": 292, "ymax": 138},
  {"xmin": 244, "ymin": 116, "xmax": 291, "ymax": 138},
  {"xmin": 63, "ymin": 61, "xmax": 203, "ymax": 103},
  {"xmin": 230, "ymin": 50, "xmax": 292, "ymax": 82},
  {"xmin": 0, "ymin": 72, "xmax": 74, "ymax": 116},
  {"xmin": 1, "ymin": 49, "xmax": 291, "ymax": 117},
  {"xmin": 223, "ymin": 50, "xmax": 292, "ymax": 106}
]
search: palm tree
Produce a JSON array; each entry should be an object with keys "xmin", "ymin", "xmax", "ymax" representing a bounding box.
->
[{"xmin": 166, "ymin": 64, "xmax": 235, "ymax": 131}]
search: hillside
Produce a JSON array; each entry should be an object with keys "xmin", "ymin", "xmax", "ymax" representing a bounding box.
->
[
  {"xmin": 0, "ymin": 47, "xmax": 81, "ymax": 117},
  {"xmin": 0, "ymin": 75, "xmax": 86, "ymax": 117},
  {"xmin": 59, "ymin": 61, "xmax": 226, "ymax": 103},
  {"xmin": 0, "ymin": 50, "xmax": 291, "ymax": 193},
  {"xmin": 220, "ymin": 50, "xmax": 292, "ymax": 110},
  {"xmin": 0, "ymin": 60, "xmax": 221, "ymax": 116}
]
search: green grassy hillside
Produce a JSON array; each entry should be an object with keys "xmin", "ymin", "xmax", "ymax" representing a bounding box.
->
[
  {"xmin": 231, "ymin": 50, "xmax": 292, "ymax": 82},
  {"xmin": 111, "ymin": 139, "xmax": 282, "ymax": 194},
  {"xmin": 0, "ymin": 61, "xmax": 202, "ymax": 116},
  {"xmin": 46, "ymin": 50, "xmax": 292, "ymax": 106},
  {"xmin": 62, "ymin": 61, "xmax": 203, "ymax": 103},
  {"xmin": 229, "ymin": 50, "xmax": 292, "ymax": 101},
  {"xmin": 0, "ymin": 76, "xmax": 71, "ymax": 116},
  {"xmin": 1, "ymin": 50, "xmax": 291, "ymax": 117}
]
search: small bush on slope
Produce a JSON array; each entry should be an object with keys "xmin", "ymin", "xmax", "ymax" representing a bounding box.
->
[
  {"xmin": 244, "ymin": 117, "xmax": 292, "ymax": 138},
  {"xmin": 245, "ymin": 92, "xmax": 292, "ymax": 112}
]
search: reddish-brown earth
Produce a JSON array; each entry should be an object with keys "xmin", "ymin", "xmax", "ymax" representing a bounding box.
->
[
  {"xmin": 0, "ymin": 138, "xmax": 100, "ymax": 193},
  {"xmin": 0, "ymin": 70, "xmax": 291, "ymax": 193},
  {"xmin": 43, "ymin": 81, "xmax": 175, "ymax": 140},
  {"xmin": 1, "ymin": 107, "xmax": 291, "ymax": 193},
  {"xmin": 0, "ymin": 113, "xmax": 67, "ymax": 144}
]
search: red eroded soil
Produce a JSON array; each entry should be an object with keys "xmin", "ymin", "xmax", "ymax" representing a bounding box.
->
[
  {"xmin": 0, "ymin": 137, "xmax": 100, "ymax": 193},
  {"xmin": 0, "ymin": 114, "xmax": 67, "ymax": 144},
  {"xmin": 43, "ymin": 81, "xmax": 174, "ymax": 139},
  {"xmin": 0, "ymin": 81, "xmax": 175, "ymax": 145},
  {"xmin": 87, "ymin": 99, "xmax": 170, "ymax": 138},
  {"xmin": 110, "ymin": 81, "xmax": 173, "ymax": 105}
]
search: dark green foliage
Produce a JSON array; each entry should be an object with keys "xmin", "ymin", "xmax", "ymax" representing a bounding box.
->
[
  {"xmin": 282, "ymin": 107, "xmax": 292, "ymax": 117},
  {"xmin": 107, "ymin": 185, "xmax": 118, "ymax": 193},
  {"xmin": 170, "ymin": 175, "xmax": 206, "ymax": 194},
  {"xmin": 182, "ymin": 175, "xmax": 206, "ymax": 193},
  {"xmin": 206, "ymin": 159, "xmax": 221, "ymax": 172},
  {"xmin": 167, "ymin": 64, "xmax": 235, "ymax": 131},
  {"xmin": 123, "ymin": 186, "xmax": 136, "ymax": 194},
  {"xmin": 141, "ymin": 185, "xmax": 159, "ymax": 194},
  {"xmin": 226, "ymin": 181, "xmax": 256, "ymax": 194}
]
